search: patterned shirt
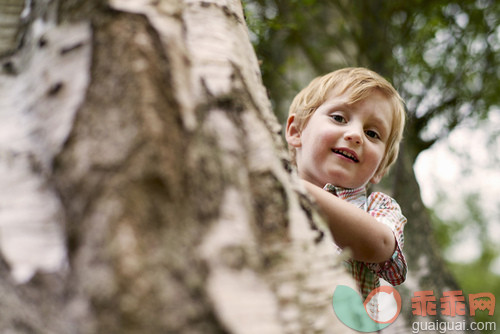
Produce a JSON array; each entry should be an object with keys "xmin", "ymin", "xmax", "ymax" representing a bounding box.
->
[{"xmin": 323, "ymin": 183, "xmax": 407, "ymax": 298}]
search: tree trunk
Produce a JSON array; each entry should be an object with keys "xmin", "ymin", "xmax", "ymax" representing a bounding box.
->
[
  {"xmin": 0, "ymin": 0, "xmax": 358, "ymax": 333},
  {"xmin": 378, "ymin": 141, "xmax": 479, "ymax": 334}
]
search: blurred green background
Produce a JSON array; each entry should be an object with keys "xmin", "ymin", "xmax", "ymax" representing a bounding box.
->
[{"xmin": 243, "ymin": 0, "xmax": 500, "ymax": 331}]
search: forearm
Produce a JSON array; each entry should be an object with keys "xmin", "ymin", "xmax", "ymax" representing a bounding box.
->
[{"xmin": 302, "ymin": 180, "xmax": 396, "ymax": 263}]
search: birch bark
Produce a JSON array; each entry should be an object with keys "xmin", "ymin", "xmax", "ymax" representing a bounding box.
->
[{"xmin": 0, "ymin": 0, "xmax": 358, "ymax": 333}]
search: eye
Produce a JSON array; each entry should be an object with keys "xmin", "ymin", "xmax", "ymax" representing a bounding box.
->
[
  {"xmin": 365, "ymin": 129, "xmax": 380, "ymax": 139},
  {"xmin": 331, "ymin": 114, "xmax": 347, "ymax": 123}
]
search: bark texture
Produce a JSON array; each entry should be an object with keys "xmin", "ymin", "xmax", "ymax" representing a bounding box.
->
[
  {"xmin": 0, "ymin": 0, "xmax": 25, "ymax": 55},
  {"xmin": 0, "ymin": 0, "xmax": 359, "ymax": 333}
]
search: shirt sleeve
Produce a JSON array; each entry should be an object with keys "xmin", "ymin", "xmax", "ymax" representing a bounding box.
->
[{"xmin": 365, "ymin": 192, "xmax": 407, "ymax": 286}]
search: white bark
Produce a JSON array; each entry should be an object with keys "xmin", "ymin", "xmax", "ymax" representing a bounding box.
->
[
  {"xmin": 0, "ymin": 14, "xmax": 91, "ymax": 282},
  {"xmin": 0, "ymin": 0, "xmax": 360, "ymax": 332},
  {"xmin": 181, "ymin": 2, "xmax": 358, "ymax": 331}
]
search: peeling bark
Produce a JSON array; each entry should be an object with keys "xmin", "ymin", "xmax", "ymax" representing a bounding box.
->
[{"xmin": 0, "ymin": 0, "xmax": 362, "ymax": 333}]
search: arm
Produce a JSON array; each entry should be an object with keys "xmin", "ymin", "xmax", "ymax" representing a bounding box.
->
[{"xmin": 302, "ymin": 180, "xmax": 396, "ymax": 263}]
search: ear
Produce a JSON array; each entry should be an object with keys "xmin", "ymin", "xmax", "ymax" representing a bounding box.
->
[{"xmin": 285, "ymin": 115, "xmax": 302, "ymax": 148}]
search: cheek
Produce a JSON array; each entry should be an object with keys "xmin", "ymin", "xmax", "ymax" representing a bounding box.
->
[
  {"xmin": 367, "ymin": 144, "xmax": 386, "ymax": 167},
  {"xmin": 313, "ymin": 127, "xmax": 338, "ymax": 146},
  {"xmin": 301, "ymin": 123, "xmax": 339, "ymax": 157}
]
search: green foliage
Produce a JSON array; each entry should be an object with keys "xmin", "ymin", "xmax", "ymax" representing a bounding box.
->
[
  {"xmin": 429, "ymin": 191, "xmax": 500, "ymax": 332},
  {"xmin": 244, "ymin": 0, "xmax": 500, "ymax": 157},
  {"xmin": 450, "ymin": 261, "xmax": 500, "ymax": 329}
]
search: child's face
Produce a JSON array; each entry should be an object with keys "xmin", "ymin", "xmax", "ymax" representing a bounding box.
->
[{"xmin": 287, "ymin": 89, "xmax": 392, "ymax": 189}]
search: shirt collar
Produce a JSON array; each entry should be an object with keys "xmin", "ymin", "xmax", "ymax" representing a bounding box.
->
[{"xmin": 323, "ymin": 183, "xmax": 367, "ymax": 209}]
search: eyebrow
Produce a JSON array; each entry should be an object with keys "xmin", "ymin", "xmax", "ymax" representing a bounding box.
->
[
  {"xmin": 370, "ymin": 114, "xmax": 389, "ymax": 127},
  {"xmin": 325, "ymin": 103, "xmax": 390, "ymax": 126},
  {"xmin": 369, "ymin": 114, "xmax": 391, "ymax": 138},
  {"xmin": 323, "ymin": 101, "xmax": 350, "ymax": 112},
  {"xmin": 322, "ymin": 100, "xmax": 392, "ymax": 135}
]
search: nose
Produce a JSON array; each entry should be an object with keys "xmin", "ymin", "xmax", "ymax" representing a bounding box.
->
[{"xmin": 344, "ymin": 125, "xmax": 363, "ymax": 145}]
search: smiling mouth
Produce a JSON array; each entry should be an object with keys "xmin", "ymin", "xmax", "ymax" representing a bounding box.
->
[{"xmin": 332, "ymin": 149, "xmax": 359, "ymax": 162}]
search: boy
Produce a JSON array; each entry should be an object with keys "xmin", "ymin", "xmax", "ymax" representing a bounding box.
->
[{"xmin": 285, "ymin": 67, "xmax": 407, "ymax": 298}]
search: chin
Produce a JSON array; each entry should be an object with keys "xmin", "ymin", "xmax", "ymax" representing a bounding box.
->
[{"xmin": 325, "ymin": 177, "xmax": 360, "ymax": 189}]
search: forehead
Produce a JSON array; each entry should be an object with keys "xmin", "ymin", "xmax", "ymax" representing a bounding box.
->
[{"xmin": 326, "ymin": 85, "xmax": 391, "ymax": 104}]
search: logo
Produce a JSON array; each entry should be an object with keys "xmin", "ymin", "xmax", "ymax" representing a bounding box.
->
[
  {"xmin": 411, "ymin": 290, "xmax": 495, "ymax": 317},
  {"xmin": 332, "ymin": 285, "xmax": 402, "ymax": 332}
]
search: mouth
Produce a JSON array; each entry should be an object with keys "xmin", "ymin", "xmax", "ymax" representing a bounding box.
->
[{"xmin": 332, "ymin": 148, "xmax": 359, "ymax": 162}]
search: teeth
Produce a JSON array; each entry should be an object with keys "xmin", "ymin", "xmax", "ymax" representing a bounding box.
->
[{"xmin": 333, "ymin": 149, "xmax": 358, "ymax": 162}]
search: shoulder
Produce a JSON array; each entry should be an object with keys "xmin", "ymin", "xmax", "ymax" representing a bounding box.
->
[
  {"xmin": 367, "ymin": 191, "xmax": 402, "ymax": 212},
  {"xmin": 367, "ymin": 192, "xmax": 407, "ymax": 232}
]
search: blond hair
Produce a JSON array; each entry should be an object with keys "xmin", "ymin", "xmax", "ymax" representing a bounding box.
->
[{"xmin": 288, "ymin": 67, "xmax": 406, "ymax": 178}]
